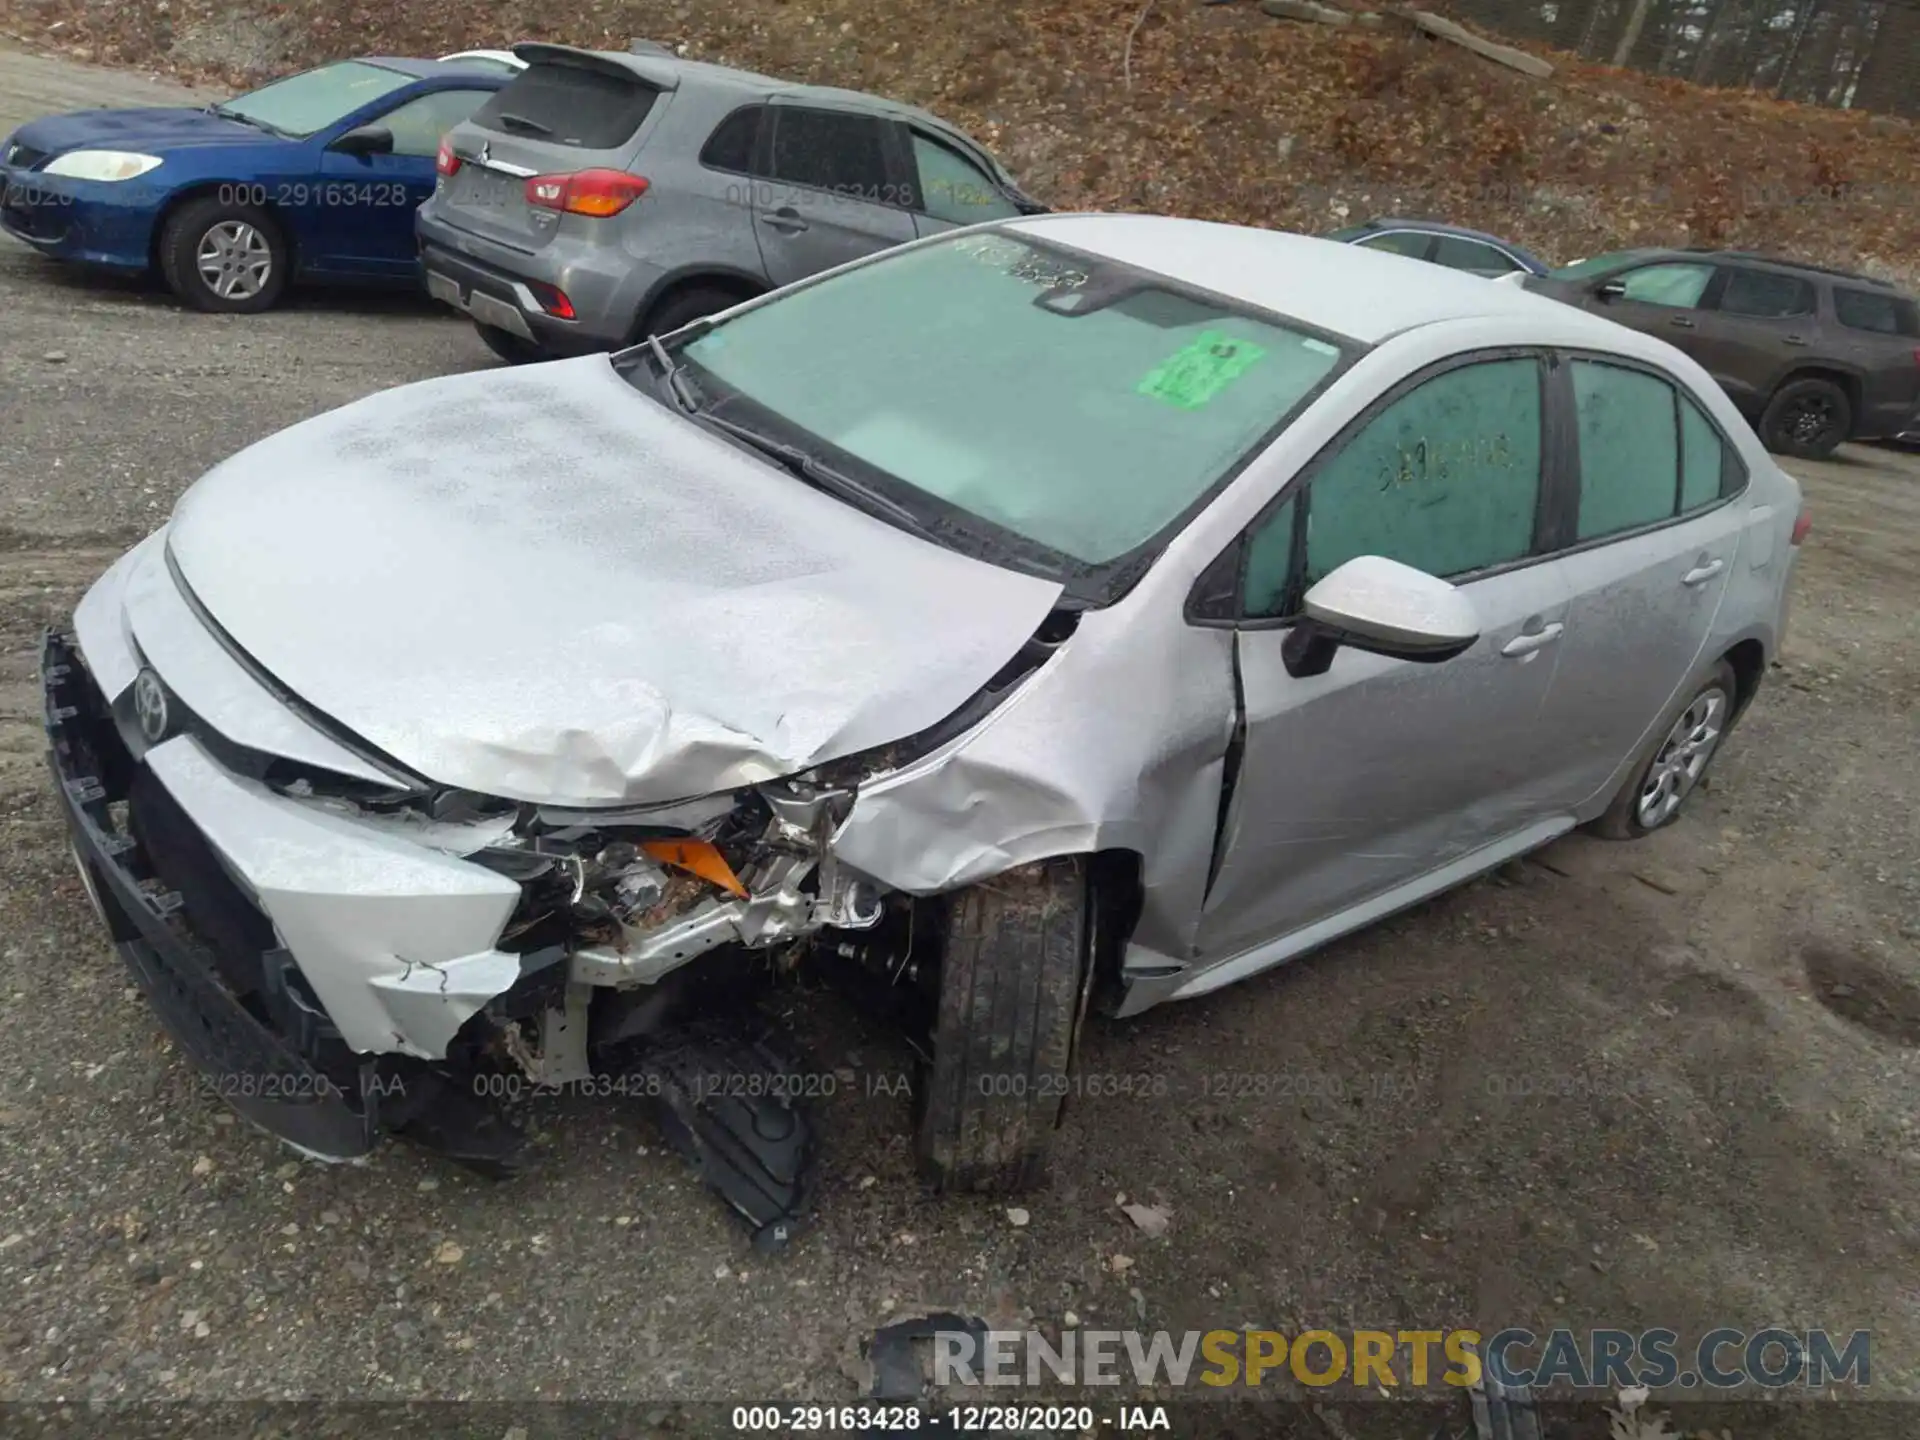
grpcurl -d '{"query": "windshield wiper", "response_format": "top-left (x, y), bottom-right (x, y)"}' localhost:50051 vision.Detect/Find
top-left (494, 113), bottom-right (554, 137)
top-left (207, 103), bottom-right (288, 138)
top-left (647, 334), bottom-right (702, 414)
top-left (691, 409), bottom-right (939, 542)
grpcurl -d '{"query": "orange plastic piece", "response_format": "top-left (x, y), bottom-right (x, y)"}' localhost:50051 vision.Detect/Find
top-left (640, 838), bottom-right (749, 899)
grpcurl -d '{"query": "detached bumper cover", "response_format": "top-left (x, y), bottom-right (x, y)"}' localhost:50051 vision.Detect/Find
top-left (44, 629), bottom-right (378, 1159)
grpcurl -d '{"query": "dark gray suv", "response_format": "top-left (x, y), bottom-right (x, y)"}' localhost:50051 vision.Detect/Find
top-left (416, 42), bottom-right (1041, 363)
top-left (1525, 248), bottom-right (1920, 459)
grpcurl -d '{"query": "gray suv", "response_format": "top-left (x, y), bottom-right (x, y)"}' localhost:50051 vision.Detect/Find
top-left (415, 42), bottom-right (1041, 362)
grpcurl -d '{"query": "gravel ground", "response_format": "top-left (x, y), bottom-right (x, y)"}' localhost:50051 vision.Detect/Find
top-left (2, 45), bottom-right (1918, 1437)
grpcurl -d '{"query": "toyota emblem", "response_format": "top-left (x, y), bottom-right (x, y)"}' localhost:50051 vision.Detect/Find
top-left (133, 668), bottom-right (170, 744)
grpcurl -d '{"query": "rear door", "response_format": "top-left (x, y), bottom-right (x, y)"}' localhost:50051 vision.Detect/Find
top-left (435, 56), bottom-right (664, 255)
top-left (751, 99), bottom-right (916, 285)
top-left (314, 85), bottom-right (496, 273)
top-left (1529, 355), bottom-right (1745, 810)
top-left (1682, 265), bottom-right (1818, 412)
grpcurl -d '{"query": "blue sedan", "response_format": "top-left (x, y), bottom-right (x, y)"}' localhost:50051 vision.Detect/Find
top-left (0, 57), bottom-right (511, 312)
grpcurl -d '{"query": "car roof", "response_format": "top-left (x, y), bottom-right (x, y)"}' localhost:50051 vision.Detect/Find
top-left (1004, 213), bottom-right (1613, 346)
top-left (508, 43), bottom-right (960, 132)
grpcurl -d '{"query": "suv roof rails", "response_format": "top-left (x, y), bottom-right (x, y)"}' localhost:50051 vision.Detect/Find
top-left (1677, 246), bottom-right (1893, 288)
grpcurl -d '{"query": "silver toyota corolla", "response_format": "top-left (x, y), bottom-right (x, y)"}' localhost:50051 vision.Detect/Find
top-left (44, 214), bottom-right (1805, 1220)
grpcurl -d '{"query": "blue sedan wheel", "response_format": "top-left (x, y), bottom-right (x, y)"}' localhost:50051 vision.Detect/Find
top-left (157, 195), bottom-right (289, 314)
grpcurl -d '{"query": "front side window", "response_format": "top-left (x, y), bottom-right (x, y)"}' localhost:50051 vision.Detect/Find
top-left (1716, 268), bottom-right (1814, 319)
top-left (912, 133), bottom-right (1020, 225)
top-left (1614, 263), bottom-right (1714, 308)
top-left (769, 107), bottom-right (888, 196)
top-left (674, 231), bottom-right (1350, 571)
top-left (1239, 357), bottom-right (1545, 617)
top-left (1433, 235), bottom-right (1520, 274)
top-left (215, 61), bottom-right (414, 138)
top-left (375, 89), bottom-right (493, 157)
top-left (1549, 250), bottom-right (1653, 281)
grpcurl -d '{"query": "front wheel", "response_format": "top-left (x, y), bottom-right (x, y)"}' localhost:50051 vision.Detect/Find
top-left (157, 196), bottom-right (288, 313)
top-left (1759, 377), bottom-right (1851, 459)
top-left (1588, 659), bottom-right (1738, 840)
top-left (914, 856), bottom-right (1088, 1194)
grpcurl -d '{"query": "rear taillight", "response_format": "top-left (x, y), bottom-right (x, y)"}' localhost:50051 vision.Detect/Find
top-left (1791, 510), bottom-right (1812, 546)
top-left (435, 138), bottom-right (459, 177)
top-left (524, 169), bottom-right (649, 218)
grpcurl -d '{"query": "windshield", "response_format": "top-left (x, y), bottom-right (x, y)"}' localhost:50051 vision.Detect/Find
top-left (671, 231), bottom-right (1351, 578)
top-left (1548, 250), bottom-right (1652, 281)
top-left (216, 61), bottom-right (413, 138)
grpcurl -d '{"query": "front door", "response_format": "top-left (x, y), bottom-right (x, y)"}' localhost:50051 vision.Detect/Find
top-left (1583, 259), bottom-right (1717, 353)
top-left (1195, 353), bottom-right (1575, 963)
top-left (751, 101), bottom-right (916, 286)
top-left (314, 87), bottom-right (494, 274)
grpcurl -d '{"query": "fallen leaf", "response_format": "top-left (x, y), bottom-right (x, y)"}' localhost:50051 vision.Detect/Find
top-left (1120, 1201), bottom-right (1173, 1238)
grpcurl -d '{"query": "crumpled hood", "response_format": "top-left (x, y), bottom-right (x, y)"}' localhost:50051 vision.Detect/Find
top-left (10, 106), bottom-right (274, 160)
top-left (164, 355), bottom-right (1065, 808)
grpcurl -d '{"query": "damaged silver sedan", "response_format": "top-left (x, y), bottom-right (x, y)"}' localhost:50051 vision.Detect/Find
top-left (45, 214), bottom-right (1804, 1229)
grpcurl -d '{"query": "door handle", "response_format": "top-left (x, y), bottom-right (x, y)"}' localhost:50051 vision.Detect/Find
top-left (1783, 334), bottom-right (1807, 345)
top-left (1669, 316), bottom-right (1696, 329)
top-left (1682, 558), bottom-right (1726, 586)
top-left (760, 206), bottom-right (808, 233)
top-left (1500, 622), bottom-right (1564, 657)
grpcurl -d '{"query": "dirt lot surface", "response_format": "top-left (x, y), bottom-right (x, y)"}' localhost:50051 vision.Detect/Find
top-left (2, 46), bottom-right (1918, 1437)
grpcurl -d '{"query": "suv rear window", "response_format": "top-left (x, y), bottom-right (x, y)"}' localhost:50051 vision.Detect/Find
top-left (1833, 287), bottom-right (1920, 337)
top-left (470, 63), bottom-right (659, 150)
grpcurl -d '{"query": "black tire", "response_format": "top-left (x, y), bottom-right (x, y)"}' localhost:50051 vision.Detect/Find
top-left (1587, 659), bottom-right (1739, 841)
top-left (914, 857), bottom-right (1089, 1194)
top-left (636, 285), bottom-right (749, 342)
top-left (157, 196), bottom-right (288, 314)
top-left (473, 321), bottom-right (548, 365)
top-left (1759, 377), bottom-right (1851, 459)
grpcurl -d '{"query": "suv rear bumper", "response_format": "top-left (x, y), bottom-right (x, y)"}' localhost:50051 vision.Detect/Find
top-left (416, 208), bottom-right (670, 352)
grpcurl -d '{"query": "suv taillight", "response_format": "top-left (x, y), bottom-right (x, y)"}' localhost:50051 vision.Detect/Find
top-left (1791, 510), bottom-right (1812, 546)
top-left (435, 138), bottom-right (460, 177)
top-left (524, 169), bottom-right (649, 218)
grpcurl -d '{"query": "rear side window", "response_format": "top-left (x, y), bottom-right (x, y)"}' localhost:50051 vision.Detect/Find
top-left (701, 105), bottom-right (766, 175)
top-left (1355, 231), bottom-right (1430, 259)
top-left (471, 63), bottom-right (659, 149)
top-left (1833, 287), bottom-right (1920, 337)
top-left (1572, 361), bottom-right (1681, 539)
top-left (1679, 395), bottom-right (1726, 511)
top-left (1433, 235), bottom-right (1520, 274)
top-left (769, 107), bottom-right (889, 196)
top-left (1716, 268), bottom-right (1814, 318)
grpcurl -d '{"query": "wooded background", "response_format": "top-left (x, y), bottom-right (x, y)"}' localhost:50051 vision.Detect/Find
top-left (1447, 0), bottom-right (1920, 111)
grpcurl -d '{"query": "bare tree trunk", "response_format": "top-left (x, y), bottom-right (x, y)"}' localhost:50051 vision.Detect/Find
top-left (1854, 0), bottom-right (1920, 112)
top-left (1691, 0), bottom-right (1735, 80)
top-left (1775, 0), bottom-right (1823, 94)
top-left (1611, 0), bottom-right (1660, 61)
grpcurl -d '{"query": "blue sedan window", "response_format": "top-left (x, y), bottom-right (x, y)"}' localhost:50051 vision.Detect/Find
top-left (217, 61), bottom-right (414, 138)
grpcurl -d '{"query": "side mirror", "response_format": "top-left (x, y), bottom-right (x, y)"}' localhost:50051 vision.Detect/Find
top-left (1594, 278), bottom-right (1627, 302)
top-left (1281, 556), bottom-right (1480, 679)
top-left (333, 124), bottom-right (394, 157)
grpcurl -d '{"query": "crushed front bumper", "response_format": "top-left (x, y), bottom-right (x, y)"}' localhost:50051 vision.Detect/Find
top-left (43, 629), bottom-right (380, 1160)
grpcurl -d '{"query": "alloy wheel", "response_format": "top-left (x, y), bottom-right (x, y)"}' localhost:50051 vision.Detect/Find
top-left (1636, 687), bottom-right (1728, 829)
